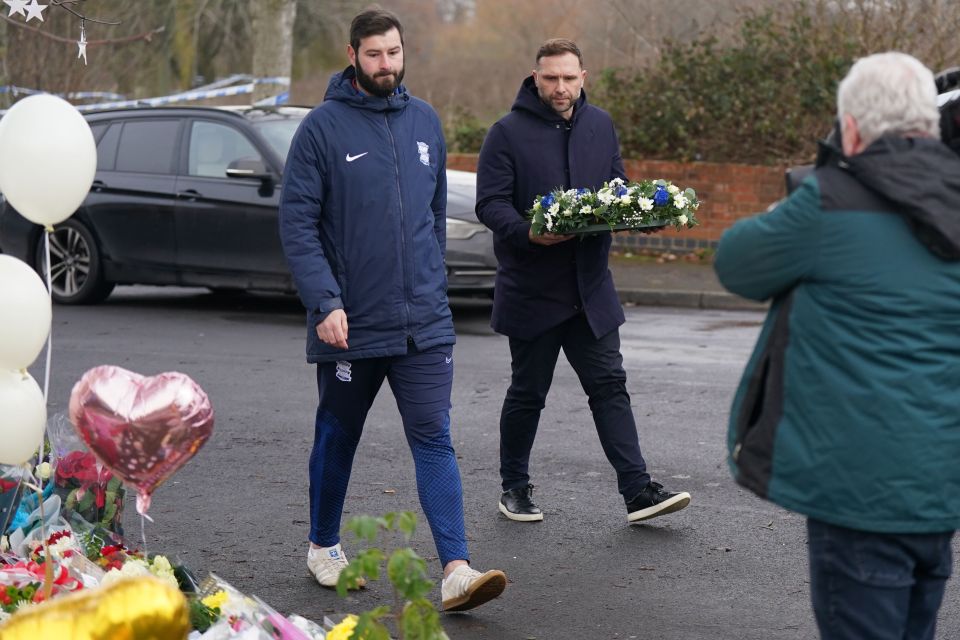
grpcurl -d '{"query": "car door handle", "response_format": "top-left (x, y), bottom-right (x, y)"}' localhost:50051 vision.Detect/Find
top-left (92, 179), bottom-right (106, 192)
top-left (176, 189), bottom-right (201, 201)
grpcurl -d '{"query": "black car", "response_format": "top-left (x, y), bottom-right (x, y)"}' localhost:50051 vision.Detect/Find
top-left (0, 105), bottom-right (495, 304)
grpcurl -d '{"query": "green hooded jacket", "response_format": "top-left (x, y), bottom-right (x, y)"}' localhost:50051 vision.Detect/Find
top-left (715, 136), bottom-right (960, 533)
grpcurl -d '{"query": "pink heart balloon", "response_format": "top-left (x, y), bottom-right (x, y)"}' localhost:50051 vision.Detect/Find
top-left (68, 365), bottom-right (214, 515)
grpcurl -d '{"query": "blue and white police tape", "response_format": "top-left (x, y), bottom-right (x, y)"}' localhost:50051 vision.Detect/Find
top-left (75, 76), bottom-right (290, 112)
top-left (2, 76), bottom-right (290, 112)
top-left (0, 86), bottom-right (126, 101)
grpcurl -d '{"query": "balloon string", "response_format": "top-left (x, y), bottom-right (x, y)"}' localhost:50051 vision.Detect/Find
top-left (37, 230), bottom-right (54, 489)
top-left (140, 512), bottom-right (148, 557)
top-left (35, 482), bottom-right (53, 600)
top-left (42, 230), bottom-right (52, 404)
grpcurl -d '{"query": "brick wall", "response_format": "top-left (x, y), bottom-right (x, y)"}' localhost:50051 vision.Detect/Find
top-left (449, 153), bottom-right (788, 252)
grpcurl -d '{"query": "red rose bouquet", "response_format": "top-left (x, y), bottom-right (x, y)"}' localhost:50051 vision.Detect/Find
top-left (53, 451), bottom-right (124, 534)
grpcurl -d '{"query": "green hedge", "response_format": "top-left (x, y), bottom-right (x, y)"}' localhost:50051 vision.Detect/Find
top-left (442, 3), bottom-right (950, 164)
top-left (592, 7), bottom-right (861, 165)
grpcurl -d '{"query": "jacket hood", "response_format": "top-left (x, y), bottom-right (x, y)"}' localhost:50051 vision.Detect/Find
top-left (511, 75), bottom-right (587, 124)
top-left (845, 136), bottom-right (960, 260)
top-left (323, 65), bottom-right (410, 112)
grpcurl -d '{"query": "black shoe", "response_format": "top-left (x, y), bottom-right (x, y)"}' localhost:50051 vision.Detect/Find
top-left (626, 481), bottom-right (691, 523)
top-left (499, 483), bottom-right (543, 522)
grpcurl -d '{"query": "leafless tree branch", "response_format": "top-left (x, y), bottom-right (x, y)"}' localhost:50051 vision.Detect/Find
top-left (1, 15), bottom-right (164, 45)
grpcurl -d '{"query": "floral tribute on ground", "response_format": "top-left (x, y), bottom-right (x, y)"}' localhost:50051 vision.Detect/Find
top-left (0, 458), bottom-right (332, 638)
top-left (0, 440), bottom-right (344, 638)
top-left (527, 178), bottom-right (700, 235)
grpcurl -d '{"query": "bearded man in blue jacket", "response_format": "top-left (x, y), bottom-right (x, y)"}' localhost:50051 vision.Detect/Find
top-left (476, 38), bottom-right (691, 525)
top-left (278, 7), bottom-right (505, 612)
top-left (716, 52), bottom-right (960, 639)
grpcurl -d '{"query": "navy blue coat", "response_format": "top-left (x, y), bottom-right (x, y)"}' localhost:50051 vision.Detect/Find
top-left (476, 77), bottom-right (626, 340)
top-left (279, 67), bottom-right (454, 362)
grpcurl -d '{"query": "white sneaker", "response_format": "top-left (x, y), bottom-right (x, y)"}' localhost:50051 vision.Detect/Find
top-left (440, 565), bottom-right (506, 612)
top-left (307, 543), bottom-right (364, 589)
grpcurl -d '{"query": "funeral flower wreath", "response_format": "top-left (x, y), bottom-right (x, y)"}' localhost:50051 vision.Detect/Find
top-left (527, 178), bottom-right (700, 235)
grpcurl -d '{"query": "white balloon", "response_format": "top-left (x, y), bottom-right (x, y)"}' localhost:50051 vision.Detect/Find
top-left (0, 255), bottom-right (51, 370)
top-left (0, 370), bottom-right (46, 466)
top-left (0, 94), bottom-right (96, 227)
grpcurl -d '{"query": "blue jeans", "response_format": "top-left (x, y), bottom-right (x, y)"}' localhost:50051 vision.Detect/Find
top-left (500, 313), bottom-right (650, 499)
top-left (807, 518), bottom-right (954, 640)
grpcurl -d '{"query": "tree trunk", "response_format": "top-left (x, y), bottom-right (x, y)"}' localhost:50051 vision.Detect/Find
top-left (251, 0), bottom-right (297, 104)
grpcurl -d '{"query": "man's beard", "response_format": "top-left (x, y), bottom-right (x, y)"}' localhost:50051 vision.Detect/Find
top-left (355, 63), bottom-right (405, 98)
top-left (539, 87), bottom-right (580, 117)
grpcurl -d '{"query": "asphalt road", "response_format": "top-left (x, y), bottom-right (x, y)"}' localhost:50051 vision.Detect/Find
top-left (35, 287), bottom-right (960, 639)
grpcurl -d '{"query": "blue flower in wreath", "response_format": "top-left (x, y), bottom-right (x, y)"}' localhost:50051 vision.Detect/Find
top-left (541, 193), bottom-right (555, 208)
top-left (615, 185), bottom-right (628, 197)
top-left (653, 185), bottom-right (670, 206)
top-left (577, 188), bottom-right (589, 197)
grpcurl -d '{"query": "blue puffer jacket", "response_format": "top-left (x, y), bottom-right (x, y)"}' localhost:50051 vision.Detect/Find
top-left (279, 66), bottom-right (454, 363)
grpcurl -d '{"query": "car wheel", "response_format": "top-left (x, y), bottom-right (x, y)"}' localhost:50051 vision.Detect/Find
top-left (35, 219), bottom-right (115, 304)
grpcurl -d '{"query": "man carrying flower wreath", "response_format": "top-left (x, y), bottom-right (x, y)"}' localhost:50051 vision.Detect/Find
top-left (475, 38), bottom-right (691, 525)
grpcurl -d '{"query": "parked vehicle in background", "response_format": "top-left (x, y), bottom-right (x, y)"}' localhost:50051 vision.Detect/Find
top-left (0, 105), bottom-right (495, 304)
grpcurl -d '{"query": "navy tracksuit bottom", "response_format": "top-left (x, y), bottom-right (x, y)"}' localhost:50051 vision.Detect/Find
top-left (500, 313), bottom-right (651, 500)
top-left (308, 344), bottom-right (468, 567)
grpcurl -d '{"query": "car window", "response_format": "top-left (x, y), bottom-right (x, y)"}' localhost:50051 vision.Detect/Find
top-left (188, 121), bottom-right (261, 178)
top-left (89, 123), bottom-right (108, 143)
top-left (250, 119), bottom-right (302, 163)
top-left (115, 120), bottom-right (179, 174)
top-left (96, 122), bottom-right (121, 172)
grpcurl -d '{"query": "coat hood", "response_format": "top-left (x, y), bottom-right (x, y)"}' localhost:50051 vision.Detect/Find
top-left (323, 65), bottom-right (410, 113)
top-left (845, 136), bottom-right (960, 260)
top-left (511, 75), bottom-right (588, 124)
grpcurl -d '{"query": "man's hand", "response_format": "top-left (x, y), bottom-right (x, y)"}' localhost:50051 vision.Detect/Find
top-left (529, 227), bottom-right (574, 245)
top-left (316, 309), bottom-right (348, 349)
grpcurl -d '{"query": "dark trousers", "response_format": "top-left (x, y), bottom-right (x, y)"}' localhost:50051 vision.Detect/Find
top-left (499, 313), bottom-right (650, 499)
top-left (807, 518), bottom-right (955, 640)
top-left (309, 344), bottom-right (468, 567)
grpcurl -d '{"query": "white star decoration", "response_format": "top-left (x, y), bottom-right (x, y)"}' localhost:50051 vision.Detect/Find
top-left (23, 0), bottom-right (45, 22)
top-left (3, 0), bottom-right (28, 17)
top-left (77, 24), bottom-right (87, 65)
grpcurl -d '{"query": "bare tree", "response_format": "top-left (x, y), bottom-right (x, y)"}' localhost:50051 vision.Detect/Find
top-left (251, 0), bottom-right (297, 103)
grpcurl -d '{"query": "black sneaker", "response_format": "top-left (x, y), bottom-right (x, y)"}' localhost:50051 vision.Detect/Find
top-left (626, 481), bottom-right (691, 523)
top-left (499, 484), bottom-right (543, 522)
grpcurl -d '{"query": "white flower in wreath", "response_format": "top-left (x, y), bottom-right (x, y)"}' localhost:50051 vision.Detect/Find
top-left (597, 189), bottom-right (615, 205)
top-left (580, 204), bottom-right (593, 215)
top-left (548, 203), bottom-right (560, 216)
top-left (638, 197), bottom-right (654, 212)
top-left (673, 194), bottom-right (689, 209)
top-left (618, 194), bottom-right (632, 205)
top-left (610, 177), bottom-right (625, 188)
top-left (667, 184), bottom-right (680, 195)
top-left (678, 214), bottom-right (689, 225)
top-left (563, 208), bottom-right (573, 217)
